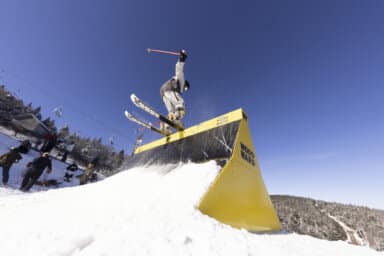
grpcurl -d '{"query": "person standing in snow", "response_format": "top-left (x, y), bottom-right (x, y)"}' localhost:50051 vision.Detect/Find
top-left (20, 152), bottom-right (52, 192)
top-left (0, 140), bottom-right (30, 186)
top-left (159, 49), bottom-right (190, 133)
top-left (79, 158), bottom-right (98, 185)
top-left (0, 147), bottom-right (22, 186)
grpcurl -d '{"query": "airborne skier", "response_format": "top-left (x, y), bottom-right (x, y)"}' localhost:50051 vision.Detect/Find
top-left (159, 49), bottom-right (190, 133)
top-left (124, 48), bottom-right (189, 136)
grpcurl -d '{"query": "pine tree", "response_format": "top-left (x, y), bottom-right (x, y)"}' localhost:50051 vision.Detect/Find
top-left (32, 106), bottom-right (42, 120)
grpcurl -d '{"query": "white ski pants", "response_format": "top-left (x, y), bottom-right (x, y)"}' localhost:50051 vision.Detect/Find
top-left (162, 91), bottom-right (185, 120)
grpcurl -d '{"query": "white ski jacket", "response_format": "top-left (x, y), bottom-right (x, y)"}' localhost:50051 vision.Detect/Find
top-left (160, 60), bottom-right (185, 97)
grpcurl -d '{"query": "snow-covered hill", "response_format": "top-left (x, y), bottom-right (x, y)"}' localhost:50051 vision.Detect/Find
top-left (0, 133), bottom-right (382, 255)
top-left (272, 195), bottom-right (384, 251)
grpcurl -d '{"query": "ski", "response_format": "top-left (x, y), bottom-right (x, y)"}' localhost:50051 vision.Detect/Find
top-left (124, 111), bottom-right (168, 136)
top-left (130, 94), bottom-right (184, 131)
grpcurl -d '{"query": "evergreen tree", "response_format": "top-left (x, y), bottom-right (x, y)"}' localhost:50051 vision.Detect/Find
top-left (0, 84), bottom-right (127, 175)
top-left (32, 106), bottom-right (42, 120)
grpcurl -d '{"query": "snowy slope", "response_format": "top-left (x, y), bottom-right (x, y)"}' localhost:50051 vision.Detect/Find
top-left (0, 133), bottom-right (383, 255)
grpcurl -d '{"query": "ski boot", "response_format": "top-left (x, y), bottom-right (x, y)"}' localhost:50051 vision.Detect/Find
top-left (169, 111), bottom-right (185, 130)
top-left (160, 122), bottom-right (172, 136)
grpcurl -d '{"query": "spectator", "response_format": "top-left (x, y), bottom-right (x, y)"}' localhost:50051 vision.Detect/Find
top-left (20, 152), bottom-right (52, 192)
top-left (0, 147), bottom-right (22, 186)
top-left (79, 158), bottom-right (98, 185)
top-left (0, 140), bottom-right (30, 185)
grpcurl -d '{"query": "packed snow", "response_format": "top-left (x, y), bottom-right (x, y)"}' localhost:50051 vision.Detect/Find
top-left (0, 133), bottom-right (382, 256)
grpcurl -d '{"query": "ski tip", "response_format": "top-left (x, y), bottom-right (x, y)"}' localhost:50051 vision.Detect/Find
top-left (124, 110), bottom-right (130, 118)
top-left (130, 93), bottom-right (137, 101)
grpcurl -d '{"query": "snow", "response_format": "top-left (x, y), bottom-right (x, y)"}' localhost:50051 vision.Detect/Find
top-left (0, 133), bottom-right (382, 256)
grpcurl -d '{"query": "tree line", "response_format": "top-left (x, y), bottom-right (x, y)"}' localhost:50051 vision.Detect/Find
top-left (0, 85), bottom-right (126, 176)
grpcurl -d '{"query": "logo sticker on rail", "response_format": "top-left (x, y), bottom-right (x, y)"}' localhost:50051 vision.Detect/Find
top-left (240, 142), bottom-right (255, 166)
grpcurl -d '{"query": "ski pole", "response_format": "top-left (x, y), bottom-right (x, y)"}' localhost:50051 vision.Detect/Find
top-left (147, 48), bottom-right (180, 56)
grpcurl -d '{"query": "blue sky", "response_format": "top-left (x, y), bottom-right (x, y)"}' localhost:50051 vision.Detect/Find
top-left (1, 0), bottom-right (383, 208)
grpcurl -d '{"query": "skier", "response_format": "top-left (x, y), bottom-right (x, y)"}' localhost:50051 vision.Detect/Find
top-left (20, 152), bottom-right (52, 192)
top-left (159, 49), bottom-right (190, 133)
top-left (61, 141), bottom-right (75, 162)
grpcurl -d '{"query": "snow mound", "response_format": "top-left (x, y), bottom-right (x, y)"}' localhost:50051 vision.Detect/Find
top-left (0, 161), bottom-right (382, 255)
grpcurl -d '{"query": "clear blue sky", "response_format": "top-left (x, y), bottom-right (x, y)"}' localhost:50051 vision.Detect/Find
top-left (1, 0), bottom-right (383, 208)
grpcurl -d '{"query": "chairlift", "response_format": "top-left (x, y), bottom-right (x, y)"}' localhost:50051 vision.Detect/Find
top-left (53, 107), bottom-right (63, 118)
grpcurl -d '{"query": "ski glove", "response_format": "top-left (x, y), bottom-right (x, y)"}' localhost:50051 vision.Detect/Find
top-left (179, 50), bottom-right (187, 62)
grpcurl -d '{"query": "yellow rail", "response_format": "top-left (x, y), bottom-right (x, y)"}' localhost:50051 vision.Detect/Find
top-left (130, 108), bottom-right (281, 231)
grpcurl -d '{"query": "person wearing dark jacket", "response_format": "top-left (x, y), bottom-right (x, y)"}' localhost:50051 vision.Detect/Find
top-left (20, 152), bottom-right (52, 191)
top-left (0, 140), bottom-right (31, 186)
top-left (40, 133), bottom-right (57, 153)
top-left (0, 147), bottom-right (22, 185)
